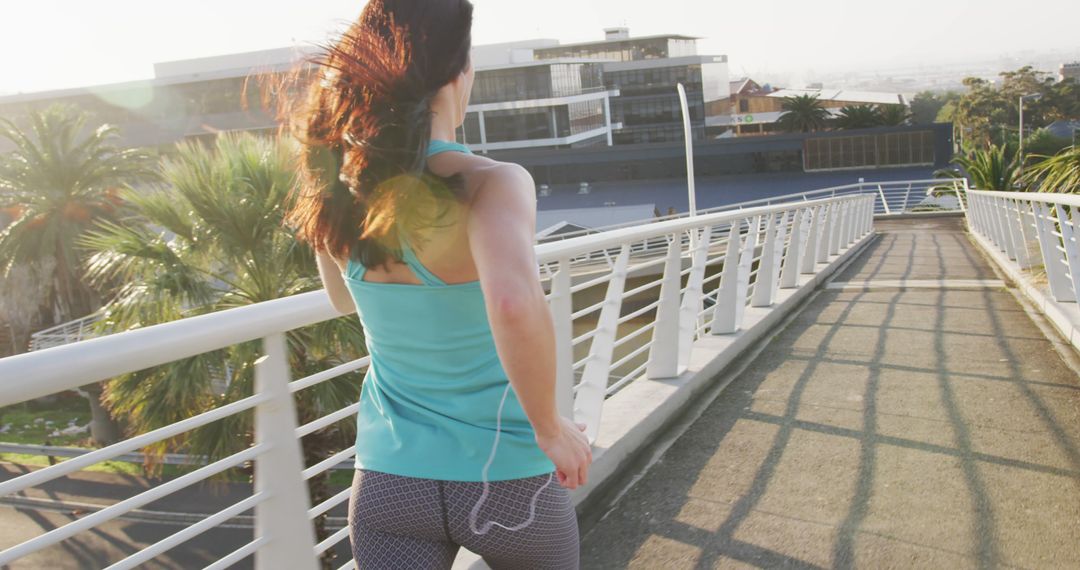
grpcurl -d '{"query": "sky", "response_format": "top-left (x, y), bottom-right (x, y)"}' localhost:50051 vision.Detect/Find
top-left (2, 0), bottom-right (1079, 95)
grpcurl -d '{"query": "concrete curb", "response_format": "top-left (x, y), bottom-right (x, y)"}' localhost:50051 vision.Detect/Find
top-left (874, 210), bottom-right (965, 220)
top-left (452, 230), bottom-right (877, 570)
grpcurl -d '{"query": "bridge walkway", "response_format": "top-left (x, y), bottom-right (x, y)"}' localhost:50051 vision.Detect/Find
top-left (579, 216), bottom-right (1080, 569)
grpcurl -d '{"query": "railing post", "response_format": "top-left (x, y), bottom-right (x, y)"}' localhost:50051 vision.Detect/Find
top-left (877, 184), bottom-right (891, 215)
top-left (646, 234), bottom-right (684, 378)
top-left (711, 217), bottom-right (758, 334)
top-left (781, 208), bottom-right (808, 288)
top-left (751, 212), bottom-right (786, 307)
top-left (548, 258), bottom-right (575, 417)
top-left (827, 201), bottom-right (842, 256)
top-left (995, 196), bottom-right (1020, 260)
top-left (1031, 201), bottom-right (1075, 302)
top-left (1053, 204), bottom-right (1080, 300)
top-left (966, 192), bottom-right (980, 235)
top-left (1007, 199), bottom-right (1032, 269)
top-left (841, 199), bottom-right (854, 247)
top-left (677, 226), bottom-right (713, 370)
top-left (574, 245), bottom-right (630, 443)
top-left (254, 334), bottom-right (318, 570)
top-left (863, 195), bottom-right (874, 236)
top-left (806, 205), bottom-right (826, 271)
top-left (902, 182), bottom-right (913, 212)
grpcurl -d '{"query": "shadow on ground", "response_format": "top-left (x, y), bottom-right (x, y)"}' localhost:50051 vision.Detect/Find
top-left (580, 216), bottom-right (1080, 569)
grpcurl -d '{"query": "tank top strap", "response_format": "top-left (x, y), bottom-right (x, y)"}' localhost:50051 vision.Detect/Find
top-left (427, 139), bottom-right (473, 157)
top-left (399, 236), bottom-right (448, 287)
top-left (344, 256), bottom-right (367, 281)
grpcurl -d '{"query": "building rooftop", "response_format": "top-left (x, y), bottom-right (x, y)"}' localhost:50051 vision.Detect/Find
top-left (534, 33), bottom-right (701, 51)
top-left (475, 57), bottom-right (613, 72)
top-left (766, 88), bottom-right (906, 106)
top-left (0, 46), bottom-right (315, 104)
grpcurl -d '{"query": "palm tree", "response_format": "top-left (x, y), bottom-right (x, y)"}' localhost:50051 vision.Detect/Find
top-left (1021, 145), bottom-right (1080, 193)
top-left (835, 104), bottom-right (882, 130)
top-left (777, 94), bottom-right (832, 133)
top-left (936, 144), bottom-right (1021, 191)
top-left (0, 104), bottom-right (157, 445)
top-left (81, 133), bottom-right (365, 567)
top-left (878, 104), bottom-right (913, 127)
top-left (0, 104), bottom-right (156, 323)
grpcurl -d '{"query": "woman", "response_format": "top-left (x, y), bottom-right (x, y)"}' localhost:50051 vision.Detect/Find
top-left (284, 1), bottom-right (592, 568)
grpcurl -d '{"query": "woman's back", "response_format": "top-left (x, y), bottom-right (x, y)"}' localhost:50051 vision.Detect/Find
top-left (342, 141), bottom-right (555, 481)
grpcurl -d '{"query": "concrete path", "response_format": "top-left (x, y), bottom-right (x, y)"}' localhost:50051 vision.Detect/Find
top-left (580, 216), bottom-right (1080, 569)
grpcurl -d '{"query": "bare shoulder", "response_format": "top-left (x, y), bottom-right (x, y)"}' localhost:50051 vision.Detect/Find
top-left (462, 158), bottom-right (535, 207)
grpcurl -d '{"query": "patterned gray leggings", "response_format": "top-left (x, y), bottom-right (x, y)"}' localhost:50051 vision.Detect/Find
top-left (348, 469), bottom-right (580, 569)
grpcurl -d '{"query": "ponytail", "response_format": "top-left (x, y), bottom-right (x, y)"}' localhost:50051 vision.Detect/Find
top-left (283, 0), bottom-right (474, 268)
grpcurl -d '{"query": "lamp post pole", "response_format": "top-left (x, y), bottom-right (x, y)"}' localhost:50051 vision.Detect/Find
top-left (677, 83), bottom-right (697, 219)
top-left (1018, 93), bottom-right (1043, 175)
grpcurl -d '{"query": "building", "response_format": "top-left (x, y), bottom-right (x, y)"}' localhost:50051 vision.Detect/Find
top-left (0, 47), bottom-right (310, 154)
top-left (456, 40), bottom-right (619, 152)
top-left (706, 82), bottom-right (909, 137)
top-left (1060, 62), bottom-right (1080, 83)
top-left (531, 27), bottom-right (729, 145)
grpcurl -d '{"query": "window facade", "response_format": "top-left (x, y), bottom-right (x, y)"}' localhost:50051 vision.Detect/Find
top-left (804, 131), bottom-right (936, 171)
top-left (469, 63), bottom-right (604, 105)
top-left (534, 38), bottom-right (674, 62)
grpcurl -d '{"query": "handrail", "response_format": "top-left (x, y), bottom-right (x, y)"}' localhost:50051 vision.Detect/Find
top-left (0, 291), bottom-right (343, 407)
top-left (965, 188), bottom-right (1080, 207)
top-left (540, 178), bottom-right (962, 241)
top-left (0, 195), bottom-right (854, 406)
top-left (535, 195), bottom-right (856, 260)
top-left (964, 187), bottom-right (1080, 308)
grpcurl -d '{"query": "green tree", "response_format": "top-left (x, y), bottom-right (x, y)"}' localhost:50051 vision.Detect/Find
top-left (0, 104), bottom-right (157, 445)
top-left (1022, 145), bottom-right (1080, 193)
top-left (81, 133), bottom-right (365, 567)
top-left (953, 67), bottom-right (1080, 150)
top-left (0, 104), bottom-right (156, 324)
top-left (878, 104), bottom-right (913, 127)
top-left (1024, 129), bottom-right (1072, 163)
top-left (910, 91), bottom-right (959, 124)
top-left (937, 144), bottom-right (1021, 191)
top-left (835, 104), bottom-right (881, 130)
top-left (777, 94), bottom-right (832, 133)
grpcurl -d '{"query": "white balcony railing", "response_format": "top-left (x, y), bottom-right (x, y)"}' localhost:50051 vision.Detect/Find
top-left (542, 177), bottom-right (966, 243)
top-left (0, 192), bottom-right (876, 569)
top-left (28, 311), bottom-right (104, 351)
top-left (965, 189), bottom-right (1080, 304)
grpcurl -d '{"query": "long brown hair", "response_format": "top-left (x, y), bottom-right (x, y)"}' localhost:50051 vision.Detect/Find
top-left (283, 0), bottom-right (474, 268)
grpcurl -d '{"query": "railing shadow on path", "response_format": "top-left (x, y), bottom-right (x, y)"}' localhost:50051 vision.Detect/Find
top-left (580, 217), bottom-right (1080, 569)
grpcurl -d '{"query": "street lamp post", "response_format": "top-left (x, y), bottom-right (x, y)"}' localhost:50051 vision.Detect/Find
top-left (676, 83), bottom-right (697, 219)
top-left (1018, 92), bottom-right (1043, 174)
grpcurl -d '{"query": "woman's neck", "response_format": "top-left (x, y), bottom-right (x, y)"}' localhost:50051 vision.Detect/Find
top-left (428, 96), bottom-right (459, 143)
top-left (428, 122), bottom-right (457, 143)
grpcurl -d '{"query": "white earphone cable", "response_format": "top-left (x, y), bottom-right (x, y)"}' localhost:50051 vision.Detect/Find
top-left (468, 382), bottom-right (554, 535)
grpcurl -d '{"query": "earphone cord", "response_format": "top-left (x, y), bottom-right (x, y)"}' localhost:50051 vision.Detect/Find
top-left (468, 382), bottom-right (554, 535)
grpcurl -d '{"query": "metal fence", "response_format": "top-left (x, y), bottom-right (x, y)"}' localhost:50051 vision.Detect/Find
top-left (0, 192), bottom-right (875, 569)
top-left (965, 189), bottom-right (1080, 303)
top-left (541, 178), bottom-right (966, 242)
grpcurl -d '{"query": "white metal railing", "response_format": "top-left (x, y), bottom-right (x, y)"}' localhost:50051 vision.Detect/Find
top-left (0, 192), bottom-right (875, 569)
top-left (965, 189), bottom-right (1080, 303)
top-left (29, 311), bottom-right (104, 351)
top-left (540, 178), bottom-right (965, 242)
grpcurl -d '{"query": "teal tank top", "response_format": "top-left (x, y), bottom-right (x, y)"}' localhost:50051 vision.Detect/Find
top-left (343, 139), bottom-right (556, 481)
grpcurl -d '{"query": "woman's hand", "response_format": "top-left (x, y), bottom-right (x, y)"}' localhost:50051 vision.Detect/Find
top-left (535, 417), bottom-right (593, 490)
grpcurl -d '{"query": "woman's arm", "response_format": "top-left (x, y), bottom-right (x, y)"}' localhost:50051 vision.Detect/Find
top-left (466, 163), bottom-right (591, 489)
top-left (315, 250), bottom-right (357, 315)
